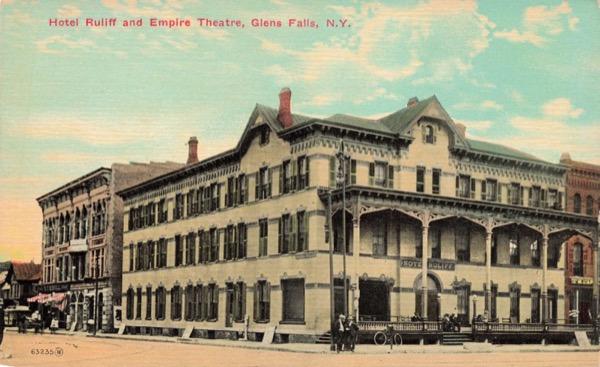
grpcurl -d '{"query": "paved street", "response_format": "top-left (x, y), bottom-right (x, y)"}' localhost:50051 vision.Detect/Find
top-left (0, 330), bottom-right (598, 367)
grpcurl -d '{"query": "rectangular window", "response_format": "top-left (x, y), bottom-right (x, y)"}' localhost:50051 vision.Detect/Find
top-left (482, 179), bottom-right (497, 201)
top-left (224, 225), bottom-right (236, 260)
top-left (233, 282), bottom-right (246, 322)
top-left (256, 167), bottom-right (272, 201)
top-left (416, 166), bottom-right (425, 193)
top-left (237, 174), bottom-right (247, 205)
top-left (509, 232), bottom-right (520, 265)
top-left (202, 186), bottom-right (211, 213)
top-left (157, 238), bottom-right (167, 268)
top-left (281, 278), bottom-right (305, 322)
top-left (455, 226), bottom-right (470, 261)
top-left (297, 156), bottom-right (309, 190)
top-left (456, 175), bottom-right (471, 199)
top-left (174, 194), bottom-right (184, 220)
top-left (279, 214), bottom-right (291, 254)
top-left (509, 286), bottom-right (520, 322)
top-left (530, 240), bottom-right (540, 267)
top-left (237, 223), bottom-right (247, 259)
top-left (129, 243), bottom-right (134, 271)
top-left (254, 280), bottom-right (270, 322)
top-left (430, 227), bottom-right (441, 259)
top-left (170, 286), bottom-right (182, 320)
top-left (136, 287), bottom-right (142, 320)
top-left (509, 183), bottom-right (521, 205)
top-left (198, 230), bottom-right (209, 264)
top-left (187, 189), bottom-right (198, 216)
top-left (296, 212), bottom-right (308, 253)
top-left (146, 286), bottom-right (152, 320)
top-left (259, 128), bottom-right (270, 145)
top-left (547, 189), bottom-right (558, 209)
top-left (158, 199), bottom-right (167, 223)
top-left (207, 283), bottom-right (219, 321)
top-left (126, 288), bottom-right (134, 320)
top-left (531, 288), bottom-right (540, 323)
top-left (210, 183), bottom-right (220, 211)
top-left (372, 221), bottom-right (387, 256)
top-left (529, 186), bottom-right (541, 208)
top-left (186, 232), bottom-right (196, 265)
top-left (185, 285), bottom-right (194, 321)
top-left (280, 159), bottom-right (296, 194)
top-left (136, 242), bottom-right (143, 271)
top-left (259, 219), bottom-right (268, 257)
top-left (147, 240), bottom-right (155, 269)
top-left (432, 169), bottom-right (441, 195)
top-left (225, 177), bottom-right (236, 208)
top-left (155, 287), bottom-right (166, 320)
top-left (369, 161), bottom-right (392, 188)
top-left (209, 228), bottom-right (219, 262)
top-left (175, 235), bottom-right (183, 266)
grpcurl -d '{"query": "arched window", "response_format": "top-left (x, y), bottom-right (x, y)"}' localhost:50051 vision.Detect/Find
top-left (573, 243), bottom-right (583, 276)
top-left (573, 193), bottom-right (581, 214)
top-left (585, 195), bottom-right (593, 216)
top-left (422, 124), bottom-right (436, 144)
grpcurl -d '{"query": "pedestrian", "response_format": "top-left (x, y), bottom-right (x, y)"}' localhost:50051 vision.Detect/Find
top-left (50, 316), bottom-right (59, 334)
top-left (0, 305), bottom-right (5, 348)
top-left (345, 316), bottom-right (359, 352)
top-left (332, 314), bottom-right (346, 353)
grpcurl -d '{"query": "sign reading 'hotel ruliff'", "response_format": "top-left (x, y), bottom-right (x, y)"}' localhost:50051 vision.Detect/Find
top-left (401, 259), bottom-right (455, 271)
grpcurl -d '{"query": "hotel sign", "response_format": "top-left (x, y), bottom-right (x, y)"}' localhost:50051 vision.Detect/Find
top-left (401, 258), bottom-right (455, 271)
top-left (37, 283), bottom-right (70, 293)
top-left (570, 277), bottom-right (593, 285)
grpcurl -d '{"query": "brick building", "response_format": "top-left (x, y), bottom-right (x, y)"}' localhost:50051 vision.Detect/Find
top-left (560, 153), bottom-right (600, 324)
top-left (37, 162), bottom-right (182, 332)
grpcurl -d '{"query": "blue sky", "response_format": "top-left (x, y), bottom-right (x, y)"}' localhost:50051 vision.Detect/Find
top-left (1, 0), bottom-right (599, 262)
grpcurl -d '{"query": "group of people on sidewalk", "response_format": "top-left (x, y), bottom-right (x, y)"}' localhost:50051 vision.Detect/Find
top-left (332, 314), bottom-right (360, 353)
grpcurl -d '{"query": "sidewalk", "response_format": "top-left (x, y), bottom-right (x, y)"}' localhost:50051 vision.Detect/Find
top-left (6, 327), bottom-right (599, 355)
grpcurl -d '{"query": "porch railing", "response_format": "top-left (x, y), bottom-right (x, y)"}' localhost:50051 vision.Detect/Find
top-left (472, 321), bottom-right (597, 333)
top-left (358, 320), bottom-right (442, 332)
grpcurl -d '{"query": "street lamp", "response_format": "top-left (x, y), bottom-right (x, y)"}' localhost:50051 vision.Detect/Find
top-left (335, 140), bottom-right (350, 318)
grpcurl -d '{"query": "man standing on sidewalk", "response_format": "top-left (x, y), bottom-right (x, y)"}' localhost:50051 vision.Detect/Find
top-left (333, 314), bottom-right (346, 353)
top-left (0, 305), bottom-right (5, 348)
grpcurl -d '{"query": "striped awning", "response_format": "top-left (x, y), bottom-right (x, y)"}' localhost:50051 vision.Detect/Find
top-left (27, 292), bottom-right (67, 310)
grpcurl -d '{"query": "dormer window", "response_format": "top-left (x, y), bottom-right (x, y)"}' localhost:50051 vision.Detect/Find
top-left (422, 124), bottom-right (436, 144)
top-left (259, 128), bottom-right (270, 146)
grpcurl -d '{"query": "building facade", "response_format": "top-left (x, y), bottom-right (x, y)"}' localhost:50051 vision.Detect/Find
top-left (118, 89), bottom-right (599, 342)
top-left (560, 153), bottom-right (600, 324)
top-left (37, 162), bottom-right (182, 332)
top-left (4, 261), bottom-right (41, 307)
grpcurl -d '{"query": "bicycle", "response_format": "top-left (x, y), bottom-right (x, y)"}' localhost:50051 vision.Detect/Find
top-left (373, 330), bottom-right (402, 346)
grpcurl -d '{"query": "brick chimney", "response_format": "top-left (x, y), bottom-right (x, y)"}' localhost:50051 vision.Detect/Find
top-left (455, 123), bottom-right (466, 139)
top-left (187, 136), bottom-right (198, 164)
top-left (278, 87), bottom-right (292, 129)
top-left (407, 97), bottom-right (419, 107)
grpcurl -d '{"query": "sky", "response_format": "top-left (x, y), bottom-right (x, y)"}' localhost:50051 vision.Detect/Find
top-left (0, 0), bottom-right (599, 263)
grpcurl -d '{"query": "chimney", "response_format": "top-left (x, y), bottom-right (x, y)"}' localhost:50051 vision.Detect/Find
top-left (455, 123), bottom-right (466, 139)
top-left (278, 87), bottom-right (292, 129)
top-left (559, 152), bottom-right (571, 164)
top-left (187, 136), bottom-right (198, 164)
top-left (407, 97), bottom-right (419, 107)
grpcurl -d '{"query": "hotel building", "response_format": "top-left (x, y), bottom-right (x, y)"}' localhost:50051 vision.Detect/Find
top-left (118, 89), bottom-right (598, 342)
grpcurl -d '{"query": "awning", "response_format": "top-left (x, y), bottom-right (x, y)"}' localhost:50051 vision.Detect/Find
top-left (27, 292), bottom-right (68, 311)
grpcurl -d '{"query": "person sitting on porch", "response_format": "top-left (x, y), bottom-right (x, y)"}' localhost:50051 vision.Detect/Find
top-left (411, 312), bottom-right (422, 322)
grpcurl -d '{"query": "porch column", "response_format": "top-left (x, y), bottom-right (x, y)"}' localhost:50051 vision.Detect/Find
top-left (353, 216), bottom-right (360, 320)
top-left (541, 235), bottom-right (549, 322)
top-left (421, 223), bottom-right (429, 320)
top-left (593, 241), bottom-right (598, 324)
top-left (485, 230), bottom-right (492, 316)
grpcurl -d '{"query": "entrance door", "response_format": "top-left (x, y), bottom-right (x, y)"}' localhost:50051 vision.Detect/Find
top-left (333, 278), bottom-right (349, 319)
top-left (456, 286), bottom-right (470, 326)
top-left (358, 279), bottom-right (390, 321)
top-left (415, 275), bottom-right (441, 320)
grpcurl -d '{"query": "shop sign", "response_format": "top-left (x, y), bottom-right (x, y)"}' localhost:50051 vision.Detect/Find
top-left (570, 277), bottom-right (593, 285)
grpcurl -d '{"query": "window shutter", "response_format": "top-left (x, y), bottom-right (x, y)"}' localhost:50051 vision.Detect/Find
top-left (497, 184), bottom-right (502, 203)
top-left (369, 162), bottom-right (375, 186)
top-left (267, 168), bottom-right (273, 197)
top-left (541, 189), bottom-right (547, 208)
top-left (421, 124), bottom-right (427, 143)
top-left (255, 172), bottom-right (260, 201)
top-left (290, 214), bottom-right (297, 252)
top-left (305, 156), bottom-right (310, 188)
top-left (278, 217), bottom-right (283, 254)
top-left (279, 164), bottom-right (284, 195)
top-left (455, 176), bottom-right (459, 196)
top-left (292, 159), bottom-right (298, 191)
top-left (241, 283), bottom-right (246, 321)
top-left (253, 282), bottom-right (259, 321)
top-left (470, 178), bottom-right (476, 199)
top-left (387, 165), bottom-right (394, 188)
top-left (266, 282), bottom-right (271, 321)
top-left (528, 187), bottom-right (532, 206)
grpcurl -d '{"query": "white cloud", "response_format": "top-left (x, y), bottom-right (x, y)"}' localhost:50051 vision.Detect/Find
top-left (541, 97), bottom-right (584, 118)
top-left (36, 35), bottom-right (95, 54)
top-left (57, 4), bottom-right (81, 17)
top-left (495, 1), bottom-right (578, 46)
